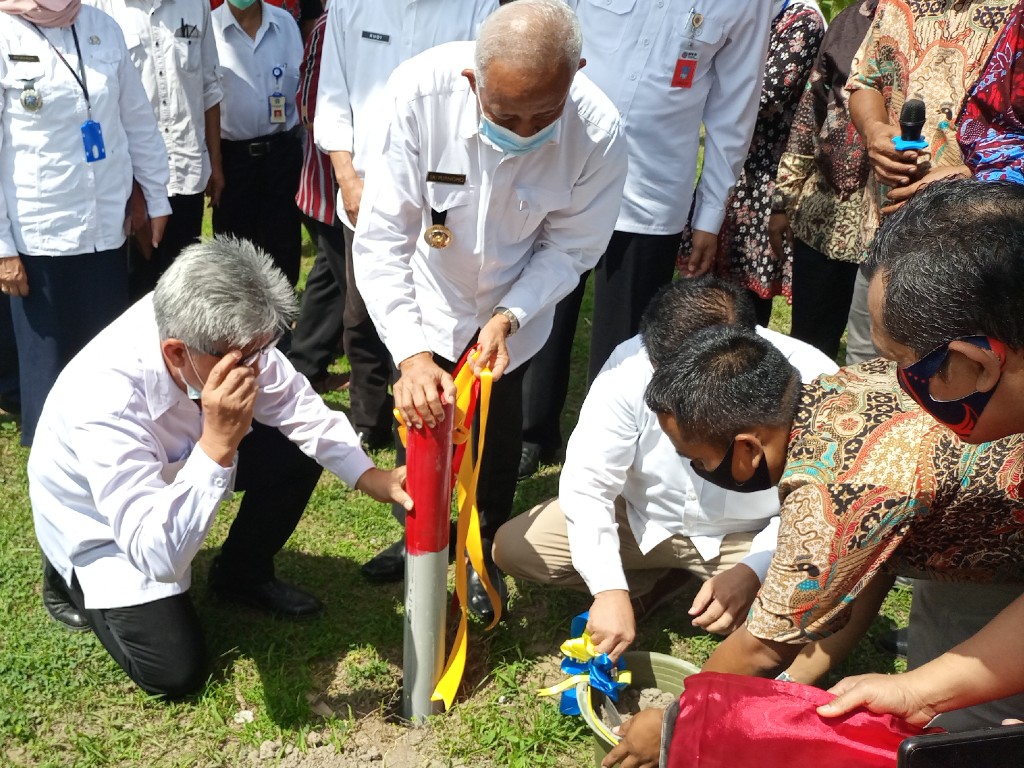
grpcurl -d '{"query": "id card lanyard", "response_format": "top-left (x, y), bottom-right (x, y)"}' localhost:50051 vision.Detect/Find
top-left (671, 7), bottom-right (704, 89)
top-left (269, 65), bottom-right (286, 124)
top-left (30, 22), bottom-right (106, 162)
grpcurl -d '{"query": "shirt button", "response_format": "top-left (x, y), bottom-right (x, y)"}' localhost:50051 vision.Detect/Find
top-left (687, 493), bottom-right (697, 501)
top-left (159, 70), bottom-right (164, 76)
top-left (630, 73), bottom-right (638, 80)
top-left (214, 478), bottom-right (226, 488)
top-left (642, 37), bottom-right (650, 46)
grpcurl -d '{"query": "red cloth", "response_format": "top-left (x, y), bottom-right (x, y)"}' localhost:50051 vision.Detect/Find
top-left (665, 673), bottom-right (929, 768)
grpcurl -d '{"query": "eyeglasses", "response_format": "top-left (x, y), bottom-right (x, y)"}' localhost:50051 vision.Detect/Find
top-left (237, 337), bottom-right (280, 367)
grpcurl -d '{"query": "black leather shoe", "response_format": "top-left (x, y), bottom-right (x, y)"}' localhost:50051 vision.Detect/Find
top-left (466, 561), bottom-right (508, 623)
top-left (518, 442), bottom-right (543, 480)
top-left (43, 576), bottom-right (90, 631)
top-left (875, 627), bottom-right (908, 657)
top-left (361, 538), bottom-right (405, 583)
top-left (211, 575), bottom-right (324, 619)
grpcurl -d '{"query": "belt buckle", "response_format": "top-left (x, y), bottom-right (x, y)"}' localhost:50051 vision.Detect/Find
top-left (248, 140), bottom-right (270, 157)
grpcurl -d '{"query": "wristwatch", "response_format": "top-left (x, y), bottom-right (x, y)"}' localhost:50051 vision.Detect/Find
top-left (770, 189), bottom-right (788, 214)
top-left (493, 306), bottom-right (520, 336)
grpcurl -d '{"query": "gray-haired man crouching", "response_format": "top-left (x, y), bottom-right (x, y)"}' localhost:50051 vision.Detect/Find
top-left (30, 236), bottom-right (411, 698)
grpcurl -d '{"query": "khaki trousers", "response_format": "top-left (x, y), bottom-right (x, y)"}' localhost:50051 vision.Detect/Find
top-left (493, 497), bottom-right (758, 597)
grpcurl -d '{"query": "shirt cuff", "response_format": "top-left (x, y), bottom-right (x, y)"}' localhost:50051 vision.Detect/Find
top-left (185, 444), bottom-right (237, 497)
top-left (738, 550), bottom-right (773, 584)
top-left (691, 205), bottom-right (726, 236)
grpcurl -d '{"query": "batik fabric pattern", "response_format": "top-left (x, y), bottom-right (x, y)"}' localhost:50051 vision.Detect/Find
top-left (774, 0), bottom-right (877, 264)
top-left (747, 359), bottom-right (1024, 645)
top-left (958, 0), bottom-right (1024, 183)
top-left (845, 0), bottom-right (1016, 245)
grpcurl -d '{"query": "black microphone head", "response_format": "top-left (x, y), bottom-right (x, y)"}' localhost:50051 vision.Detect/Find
top-left (899, 98), bottom-right (926, 141)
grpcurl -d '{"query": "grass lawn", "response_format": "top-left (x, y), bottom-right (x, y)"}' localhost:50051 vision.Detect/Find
top-left (0, 234), bottom-right (908, 767)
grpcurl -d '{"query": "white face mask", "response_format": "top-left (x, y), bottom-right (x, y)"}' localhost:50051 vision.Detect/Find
top-left (179, 347), bottom-right (205, 401)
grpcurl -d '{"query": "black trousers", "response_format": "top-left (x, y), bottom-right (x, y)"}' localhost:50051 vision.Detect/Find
top-left (0, 292), bottom-right (19, 409)
top-left (521, 271), bottom-right (589, 454)
top-left (392, 352), bottom-right (528, 545)
top-left (288, 215), bottom-right (347, 380)
top-left (790, 237), bottom-right (859, 362)
top-left (214, 133), bottom-right (303, 286)
top-left (56, 422), bottom-right (323, 698)
top-left (11, 248), bottom-right (129, 446)
top-left (589, 230), bottom-right (680, 384)
top-left (128, 192), bottom-right (205, 301)
top-left (344, 225), bottom-right (394, 438)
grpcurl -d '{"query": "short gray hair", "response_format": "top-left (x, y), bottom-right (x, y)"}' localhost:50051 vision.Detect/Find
top-left (153, 236), bottom-right (297, 353)
top-left (474, 0), bottom-right (582, 90)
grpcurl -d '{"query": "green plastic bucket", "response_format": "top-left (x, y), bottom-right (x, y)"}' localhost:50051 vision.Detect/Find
top-left (576, 651), bottom-right (699, 767)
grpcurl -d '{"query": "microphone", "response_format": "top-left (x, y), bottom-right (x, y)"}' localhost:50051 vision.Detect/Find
top-left (893, 99), bottom-right (927, 151)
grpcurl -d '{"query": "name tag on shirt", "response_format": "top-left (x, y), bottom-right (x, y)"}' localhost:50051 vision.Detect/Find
top-left (8, 54), bottom-right (40, 62)
top-left (426, 172), bottom-right (467, 185)
top-left (361, 30), bottom-right (390, 43)
top-left (269, 93), bottom-right (286, 124)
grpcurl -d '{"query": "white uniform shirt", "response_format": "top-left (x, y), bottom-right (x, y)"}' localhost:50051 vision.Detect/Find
top-left (87, 0), bottom-right (223, 196)
top-left (313, 0), bottom-right (496, 174)
top-left (560, 328), bottom-right (838, 596)
top-left (572, 0), bottom-right (772, 235)
top-left (212, 1), bottom-right (301, 141)
top-left (353, 41), bottom-right (627, 371)
top-left (30, 296), bottom-right (375, 610)
top-left (0, 7), bottom-right (171, 257)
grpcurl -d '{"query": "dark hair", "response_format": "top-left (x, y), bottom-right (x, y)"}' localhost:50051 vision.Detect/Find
top-left (864, 177), bottom-right (1024, 357)
top-left (644, 325), bottom-right (800, 449)
top-left (639, 276), bottom-right (757, 367)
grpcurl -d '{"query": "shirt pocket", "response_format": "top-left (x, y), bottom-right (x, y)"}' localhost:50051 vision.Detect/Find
top-left (173, 36), bottom-right (200, 73)
top-left (505, 186), bottom-right (571, 244)
top-left (579, 0), bottom-right (637, 53)
top-left (671, 10), bottom-right (725, 84)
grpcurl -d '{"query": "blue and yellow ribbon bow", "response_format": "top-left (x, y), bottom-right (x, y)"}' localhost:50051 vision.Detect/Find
top-left (538, 613), bottom-right (632, 741)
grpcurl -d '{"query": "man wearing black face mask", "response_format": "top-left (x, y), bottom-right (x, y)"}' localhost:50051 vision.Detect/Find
top-left (605, 322), bottom-right (1024, 767)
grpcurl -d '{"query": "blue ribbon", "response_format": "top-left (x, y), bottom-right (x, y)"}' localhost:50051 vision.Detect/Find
top-left (556, 612), bottom-right (630, 716)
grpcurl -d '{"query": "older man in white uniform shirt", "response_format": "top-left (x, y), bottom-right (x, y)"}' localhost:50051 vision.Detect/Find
top-left (30, 237), bottom-right (411, 698)
top-left (520, 0), bottom-right (773, 478)
top-left (352, 0), bottom-right (628, 620)
top-left (292, 0), bottom-right (496, 468)
top-left (88, 0), bottom-right (224, 297)
top-left (496, 278), bottom-right (837, 660)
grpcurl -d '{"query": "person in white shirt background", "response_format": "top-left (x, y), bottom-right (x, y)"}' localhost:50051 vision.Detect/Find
top-left (88, 0), bottom-right (225, 299)
top-left (495, 276), bottom-right (837, 661)
top-left (352, 0), bottom-right (627, 621)
top-left (291, 0), bottom-right (497, 463)
top-left (29, 237), bottom-right (411, 697)
top-left (211, 0), bottom-right (302, 284)
top-left (0, 0), bottom-right (171, 458)
top-left (518, 0), bottom-right (773, 479)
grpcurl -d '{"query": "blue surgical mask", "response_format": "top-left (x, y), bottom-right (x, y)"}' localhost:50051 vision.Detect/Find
top-left (181, 347), bottom-right (205, 401)
top-left (479, 114), bottom-right (559, 157)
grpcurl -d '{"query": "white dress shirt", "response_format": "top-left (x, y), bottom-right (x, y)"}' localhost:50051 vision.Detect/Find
top-left (87, 0), bottom-right (223, 196)
top-left (212, 1), bottom-right (301, 141)
top-left (572, 0), bottom-right (772, 235)
top-left (353, 41), bottom-right (627, 371)
top-left (313, 0), bottom-right (496, 175)
top-left (560, 328), bottom-right (838, 596)
top-left (0, 7), bottom-right (171, 257)
top-left (30, 296), bottom-right (375, 610)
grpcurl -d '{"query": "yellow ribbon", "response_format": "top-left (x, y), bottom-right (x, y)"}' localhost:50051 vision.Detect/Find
top-left (425, 352), bottom-right (496, 710)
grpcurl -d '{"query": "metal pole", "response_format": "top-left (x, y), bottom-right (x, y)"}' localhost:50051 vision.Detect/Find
top-left (402, 400), bottom-right (454, 723)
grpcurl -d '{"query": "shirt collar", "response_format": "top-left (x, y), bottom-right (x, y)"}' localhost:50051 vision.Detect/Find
top-left (139, 296), bottom-right (194, 422)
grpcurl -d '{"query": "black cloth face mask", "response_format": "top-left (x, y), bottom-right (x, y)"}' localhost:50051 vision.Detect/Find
top-left (690, 437), bottom-right (773, 493)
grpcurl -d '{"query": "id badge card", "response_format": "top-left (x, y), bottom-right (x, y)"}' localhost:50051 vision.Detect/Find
top-left (671, 54), bottom-right (698, 88)
top-left (81, 119), bottom-right (106, 162)
top-left (269, 92), bottom-right (286, 124)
